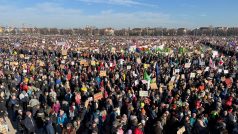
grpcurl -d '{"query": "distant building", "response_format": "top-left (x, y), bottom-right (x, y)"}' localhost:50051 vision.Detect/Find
top-left (104, 28), bottom-right (114, 36)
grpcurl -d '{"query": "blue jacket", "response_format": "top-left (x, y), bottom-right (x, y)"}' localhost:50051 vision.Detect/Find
top-left (57, 113), bottom-right (67, 125)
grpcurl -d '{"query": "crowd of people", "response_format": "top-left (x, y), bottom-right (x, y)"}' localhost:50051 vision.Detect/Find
top-left (0, 35), bottom-right (237, 134)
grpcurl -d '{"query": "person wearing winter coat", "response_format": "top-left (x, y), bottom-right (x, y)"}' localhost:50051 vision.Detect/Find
top-left (62, 123), bottom-right (76, 134)
top-left (45, 117), bottom-right (55, 134)
top-left (153, 120), bottom-right (163, 134)
top-left (16, 110), bottom-right (24, 133)
top-left (23, 111), bottom-right (36, 134)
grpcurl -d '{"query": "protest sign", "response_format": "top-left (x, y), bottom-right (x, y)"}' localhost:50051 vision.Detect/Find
top-left (62, 50), bottom-right (67, 56)
top-left (94, 92), bottom-right (103, 101)
top-left (224, 70), bottom-right (229, 74)
top-left (60, 64), bottom-right (65, 69)
top-left (199, 62), bottom-right (205, 66)
top-left (144, 64), bottom-right (149, 69)
top-left (136, 58), bottom-right (141, 64)
top-left (100, 71), bottom-right (106, 77)
top-left (39, 61), bottom-right (45, 67)
top-left (190, 73), bottom-right (196, 78)
top-left (197, 70), bottom-right (202, 74)
top-left (91, 60), bottom-right (96, 66)
top-left (139, 91), bottom-right (148, 97)
top-left (150, 83), bottom-right (158, 89)
top-left (218, 69), bottom-right (222, 73)
top-left (177, 126), bottom-right (186, 134)
top-left (19, 54), bottom-right (24, 58)
top-left (127, 65), bottom-right (131, 70)
top-left (184, 63), bottom-right (191, 68)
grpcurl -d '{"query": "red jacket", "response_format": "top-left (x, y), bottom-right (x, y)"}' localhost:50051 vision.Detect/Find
top-left (133, 128), bottom-right (143, 134)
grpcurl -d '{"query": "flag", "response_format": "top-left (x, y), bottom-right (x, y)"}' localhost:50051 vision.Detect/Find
top-left (136, 48), bottom-right (141, 53)
top-left (144, 71), bottom-right (151, 82)
top-left (155, 63), bottom-right (160, 81)
top-left (179, 47), bottom-right (184, 54)
top-left (209, 58), bottom-right (215, 68)
top-left (144, 71), bottom-right (152, 90)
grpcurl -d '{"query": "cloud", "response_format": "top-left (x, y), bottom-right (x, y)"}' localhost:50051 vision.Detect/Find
top-left (0, 2), bottom-right (176, 28)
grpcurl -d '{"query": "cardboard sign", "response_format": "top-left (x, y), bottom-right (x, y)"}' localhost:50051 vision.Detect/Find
top-left (94, 92), bottom-right (103, 101)
top-left (84, 61), bottom-right (89, 67)
top-left (139, 91), bottom-right (148, 97)
top-left (80, 60), bottom-right (89, 66)
top-left (100, 71), bottom-right (106, 77)
top-left (136, 58), bottom-right (141, 64)
top-left (39, 61), bottom-right (45, 67)
top-left (10, 62), bottom-right (18, 66)
top-left (184, 63), bottom-right (191, 68)
top-left (177, 126), bottom-right (186, 134)
top-left (62, 50), bottom-right (67, 56)
top-left (91, 60), bottom-right (96, 66)
top-left (127, 65), bottom-right (131, 70)
top-left (150, 83), bottom-right (158, 90)
top-left (19, 54), bottom-right (24, 58)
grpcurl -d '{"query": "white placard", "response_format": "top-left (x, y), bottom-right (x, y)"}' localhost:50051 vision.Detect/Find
top-left (71, 61), bottom-right (75, 65)
top-left (61, 60), bottom-right (65, 64)
top-left (185, 63), bottom-right (191, 68)
top-left (205, 67), bottom-right (210, 72)
top-left (127, 65), bottom-right (131, 70)
top-left (139, 91), bottom-right (148, 97)
top-left (190, 73), bottom-right (196, 78)
top-left (135, 80), bottom-right (139, 86)
top-left (175, 69), bottom-right (180, 73)
top-left (224, 70), bottom-right (229, 74)
top-left (200, 62), bottom-right (205, 66)
top-left (218, 69), bottom-right (222, 73)
top-left (171, 76), bottom-right (176, 82)
top-left (201, 54), bottom-right (204, 58)
top-left (212, 51), bottom-right (218, 58)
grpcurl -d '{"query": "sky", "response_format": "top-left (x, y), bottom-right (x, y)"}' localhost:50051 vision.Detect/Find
top-left (0, 0), bottom-right (237, 29)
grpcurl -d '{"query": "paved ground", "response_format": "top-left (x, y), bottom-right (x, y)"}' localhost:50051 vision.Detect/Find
top-left (5, 117), bottom-right (17, 134)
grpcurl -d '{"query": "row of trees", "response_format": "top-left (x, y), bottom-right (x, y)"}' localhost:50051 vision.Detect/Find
top-left (2, 27), bottom-right (238, 36)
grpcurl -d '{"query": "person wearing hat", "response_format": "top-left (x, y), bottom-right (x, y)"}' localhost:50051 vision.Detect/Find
top-left (16, 109), bottom-right (24, 133)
